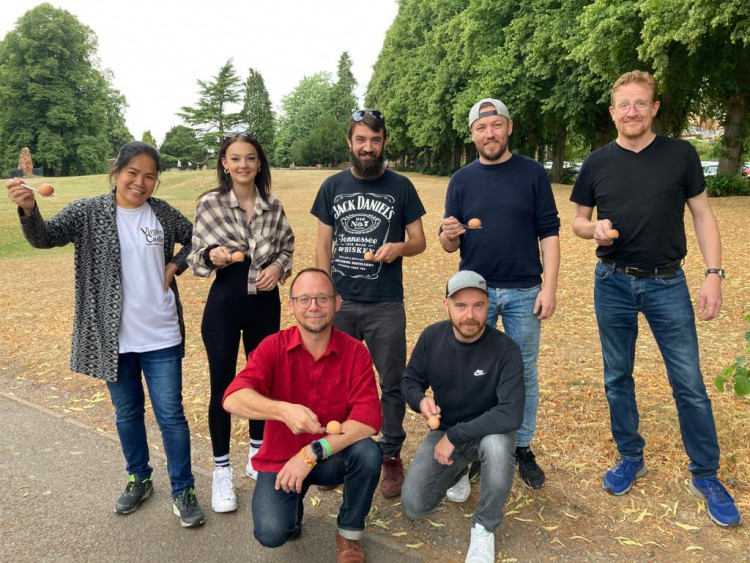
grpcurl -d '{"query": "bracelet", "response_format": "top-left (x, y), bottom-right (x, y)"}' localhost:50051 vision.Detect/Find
top-left (300, 446), bottom-right (316, 467)
top-left (319, 438), bottom-right (332, 459)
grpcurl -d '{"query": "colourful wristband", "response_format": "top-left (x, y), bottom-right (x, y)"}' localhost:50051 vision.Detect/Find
top-left (319, 438), bottom-right (332, 459)
top-left (300, 446), bottom-right (316, 467)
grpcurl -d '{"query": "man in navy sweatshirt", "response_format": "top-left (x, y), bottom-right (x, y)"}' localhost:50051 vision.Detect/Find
top-left (401, 270), bottom-right (524, 563)
top-left (439, 98), bottom-right (560, 490)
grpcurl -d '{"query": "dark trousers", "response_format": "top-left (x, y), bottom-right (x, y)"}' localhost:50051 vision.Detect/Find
top-left (202, 260), bottom-right (280, 457)
top-left (334, 300), bottom-right (407, 458)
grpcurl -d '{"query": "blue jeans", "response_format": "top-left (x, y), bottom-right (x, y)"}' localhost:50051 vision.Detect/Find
top-left (106, 344), bottom-right (195, 496)
top-left (594, 262), bottom-right (719, 477)
top-left (334, 300), bottom-right (407, 458)
top-left (252, 438), bottom-right (382, 547)
top-left (401, 430), bottom-right (516, 532)
top-left (486, 285), bottom-right (541, 447)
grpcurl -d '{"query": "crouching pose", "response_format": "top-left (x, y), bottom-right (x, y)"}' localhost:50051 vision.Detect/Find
top-left (401, 271), bottom-right (525, 563)
top-left (223, 268), bottom-right (382, 563)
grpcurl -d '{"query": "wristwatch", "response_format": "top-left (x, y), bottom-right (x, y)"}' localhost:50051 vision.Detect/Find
top-left (705, 268), bottom-right (726, 279)
top-left (310, 440), bottom-right (324, 462)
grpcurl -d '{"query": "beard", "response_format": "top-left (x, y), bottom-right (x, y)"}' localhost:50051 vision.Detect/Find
top-left (297, 312), bottom-right (331, 334)
top-left (476, 139), bottom-right (509, 162)
top-left (451, 318), bottom-right (486, 341)
top-left (350, 149), bottom-right (385, 179)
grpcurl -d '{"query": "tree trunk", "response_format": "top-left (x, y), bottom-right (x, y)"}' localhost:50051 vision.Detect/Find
top-left (718, 94), bottom-right (748, 175)
top-left (550, 129), bottom-right (567, 184)
top-left (591, 112), bottom-right (614, 151)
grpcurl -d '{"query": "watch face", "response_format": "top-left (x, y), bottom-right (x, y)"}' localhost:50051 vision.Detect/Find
top-left (311, 441), bottom-right (323, 460)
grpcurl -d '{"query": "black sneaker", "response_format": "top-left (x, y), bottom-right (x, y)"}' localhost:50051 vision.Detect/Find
top-left (516, 447), bottom-right (545, 489)
top-left (172, 487), bottom-right (206, 528)
top-left (114, 474), bottom-right (153, 514)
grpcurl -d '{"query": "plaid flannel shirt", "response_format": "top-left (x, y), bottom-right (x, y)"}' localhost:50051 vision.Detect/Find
top-left (188, 187), bottom-right (294, 294)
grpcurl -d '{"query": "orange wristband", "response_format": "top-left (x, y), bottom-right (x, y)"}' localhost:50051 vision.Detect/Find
top-left (300, 446), bottom-right (316, 467)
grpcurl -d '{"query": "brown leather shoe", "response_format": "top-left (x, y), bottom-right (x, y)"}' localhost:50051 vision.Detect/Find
top-left (336, 533), bottom-right (364, 563)
top-left (380, 456), bottom-right (404, 498)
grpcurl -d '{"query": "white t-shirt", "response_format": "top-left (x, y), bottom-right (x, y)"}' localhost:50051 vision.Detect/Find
top-left (116, 203), bottom-right (181, 353)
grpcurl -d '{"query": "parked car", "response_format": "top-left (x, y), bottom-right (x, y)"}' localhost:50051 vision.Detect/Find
top-left (701, 161), bottom-right (719, 177)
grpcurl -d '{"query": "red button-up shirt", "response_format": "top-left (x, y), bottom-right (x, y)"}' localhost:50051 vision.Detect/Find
top-left (223, 326), bottom-right (382, 472)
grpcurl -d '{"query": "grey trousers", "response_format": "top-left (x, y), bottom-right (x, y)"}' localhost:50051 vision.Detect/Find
top-left (401, 430), bottom-right (516, 532)
top-left (334, 300), bottom-right (407, 458)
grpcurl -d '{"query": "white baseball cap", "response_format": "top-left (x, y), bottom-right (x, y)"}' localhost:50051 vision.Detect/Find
top-left (469, 98), bottom-right (511, 128)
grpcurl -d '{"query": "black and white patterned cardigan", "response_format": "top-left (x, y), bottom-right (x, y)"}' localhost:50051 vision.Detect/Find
top-left (18, 191), bottom-right (193, 381)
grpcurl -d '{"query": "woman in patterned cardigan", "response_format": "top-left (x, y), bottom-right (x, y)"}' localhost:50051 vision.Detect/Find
top-left (6, 142), bottom-right (205, 528)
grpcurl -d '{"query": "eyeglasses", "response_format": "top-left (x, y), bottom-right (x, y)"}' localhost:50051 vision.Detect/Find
top-left (222, 131), bottom-right (256, 143)
top-left (290, 294), bottom-right (335, 308)
top-left (351, 110), bottom-right (384, 123)
top-left (614, 101), bottom-right (652, 113)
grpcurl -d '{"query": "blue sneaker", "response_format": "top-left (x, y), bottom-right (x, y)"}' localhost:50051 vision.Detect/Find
top-left (603, 458), bottom-right (647, 495)
top-left (689, 477), bottom-right (741, 527)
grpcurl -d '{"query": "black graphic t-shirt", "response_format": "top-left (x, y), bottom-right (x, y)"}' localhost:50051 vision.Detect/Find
top-left (311, 169), bottom-right (425, 302)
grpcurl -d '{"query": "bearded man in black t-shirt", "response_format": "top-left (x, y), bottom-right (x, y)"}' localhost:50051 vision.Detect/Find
top-left (311, 109), bottom-right (426, 499)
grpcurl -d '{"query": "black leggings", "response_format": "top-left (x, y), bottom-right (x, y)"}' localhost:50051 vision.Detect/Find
top-left (202, 259), bottom-right (281, 458)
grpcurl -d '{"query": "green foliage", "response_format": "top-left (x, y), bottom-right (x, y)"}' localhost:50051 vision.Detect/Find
top-left (705, 173), bottom-right (750, 197)
top-left (178, 60), bottom-right (242, 150)
top-left (0, 3), bottom-right (129, 176)
top-left (239, 69), bottom-right (275, 162)
top-left (141, 130), bottom-right (157, 147)
top-left (715, 314), bottom-right (750, 396)
top-left (159, 125), bottom-right (206, 166)
top-left (289, 115), bottom-right (348, 167)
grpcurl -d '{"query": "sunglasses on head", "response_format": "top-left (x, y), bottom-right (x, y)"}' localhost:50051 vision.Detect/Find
top-left (351, 110), bottom-right (384, 123)
top-left (222, 131), bottom-right (256, 143)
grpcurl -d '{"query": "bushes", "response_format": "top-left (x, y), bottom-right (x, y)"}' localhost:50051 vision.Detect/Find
top-left (715, 314), bottom-right (750, 397)
top-left (705, 174), bottom-right (750, 197)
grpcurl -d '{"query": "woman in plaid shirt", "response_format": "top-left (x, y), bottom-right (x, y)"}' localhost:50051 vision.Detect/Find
top-left (187, 132), bottom-right (294, 514)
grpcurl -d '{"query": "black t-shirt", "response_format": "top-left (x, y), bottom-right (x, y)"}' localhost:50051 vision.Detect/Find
top-left (311, 168), bottom-right (426, 302)
top-left (570, 136), bottom-right (705, 268)
top-left (401, 320), bottom-right (525, 447)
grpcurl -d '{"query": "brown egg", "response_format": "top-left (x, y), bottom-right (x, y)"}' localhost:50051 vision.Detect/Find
top-left (467, 218), bottom-right (482, 229)
top-left (363, 251), bottom-right (375, 262)
top-left (605, 229), bottom-right (619, 240)
top-left (37, 183), bottom-right (55, 196)
top-left (231, 251), bottom-right (244, 262)
top-left (326, 420), bottom-right (342, 435)
top-left (427, 415), bottom-right (440, 430)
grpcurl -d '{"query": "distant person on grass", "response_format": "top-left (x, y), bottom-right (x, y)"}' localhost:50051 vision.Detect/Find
top-left (188, 132), bottom-right (294, 514)
top-left (570, 70), bottom-right (740, 527)
top-left (401, 271), bottom-right (524, 563)
top-left (311, 109), bottom-right (426, 499)
top-left (440, 98), bottom-right (560, 491)
top-left (223, 268), bottom-right (382, 563)
top-left (6, 142), bottom-right (205, 528)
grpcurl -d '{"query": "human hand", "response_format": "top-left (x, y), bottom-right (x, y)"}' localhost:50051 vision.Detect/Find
top-left (208, 246), bottom-right (233, 267)
top-left (419, 396), bottom-right (440, 418)
top-left (441, 216), bottom-right (465, 242)
top-left (534, 287), bottom-right (557, 320)
top-left (164, 263), bottom-right (178, 291)
top-left (6, 179), bottom-right (36, 216)
top-left (275, 450), bottom-right (314, 493)
top-left (256, 263), bottom-right (282, 292)
top-left (697, 275), bottom-right (722, 321)
top-left (374, 242), bottom-right (402, 264)
top-left (593, 219), bottom-right (615, 246)
top-left (433, 434), bottom-right (455, 466)
top-left (281, 403), bottom-right (326, 435)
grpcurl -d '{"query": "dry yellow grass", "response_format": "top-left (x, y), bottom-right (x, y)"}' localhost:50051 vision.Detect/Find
top-left (1, 168), bottom-right (748, 561)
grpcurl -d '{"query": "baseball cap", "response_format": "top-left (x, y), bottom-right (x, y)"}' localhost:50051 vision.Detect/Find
top-left (469, 98), bottom-right (510, 128)
top-left (446, 270), bottom-right (488, 297)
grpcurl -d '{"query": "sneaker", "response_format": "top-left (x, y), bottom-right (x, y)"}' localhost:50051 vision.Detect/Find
top-left (603, 458), bottom-right (647, 495)
top-left (516, 447), bottom-right (545, 489)
top-left (689, 477), bottom-right (741, 527)
top-left (465, 522), bottom-right (495, 563)
top-left (172, 488), bottom-right (206, 528)
top-left (335, 532), bottom-right (364, 563)
top-left (380, 456), bottom-right (404, 498)
top-left (447, 474), bottom-right (471, 503)
top-left (114, 474), bottom-right (153, 514)
top-left (211, 466), bottom-right (238, 513)
top-left (246, 447), bottom-right (259, 480)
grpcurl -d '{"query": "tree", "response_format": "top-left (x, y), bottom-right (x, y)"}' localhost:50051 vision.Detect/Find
top-left (178, 59), bottom-right (243, 150)
top-left (103, 83), bottom-right (134, 155)
top-left (0, 3), bottom-right (128, 176)
top-left (329, 52), bottom-right (358, 121)
top-left (141, 130), bottom-right (157, 147)
top-left (290, 115), bottom-right (348, 166)
top-left (239, 68), bottom-right (275, 162)
top-left (159, 125), bottom-right (205, 165)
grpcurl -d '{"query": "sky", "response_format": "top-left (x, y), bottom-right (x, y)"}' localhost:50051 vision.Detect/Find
top-left (0, 0), bottom-right (400, 144)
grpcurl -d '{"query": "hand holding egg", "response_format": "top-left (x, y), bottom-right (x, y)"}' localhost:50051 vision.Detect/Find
top-left (427, 415), bottom-right (440, 429)
top-left (363, 250), bottom-right (375, 262)
top-left (467, 218), bottom-right (482, 229)
top-left (231, 251), bottom-right (244, 262)
top-left (605, 229), bottom-right (619, 240)
top-left (326, 420), bottom-right (342, 435)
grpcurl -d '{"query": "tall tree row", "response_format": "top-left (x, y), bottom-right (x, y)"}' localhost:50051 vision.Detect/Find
top-left (0, 3), bottom-right (133, 176)
top-left (367, 0), bottom-right (750, 178)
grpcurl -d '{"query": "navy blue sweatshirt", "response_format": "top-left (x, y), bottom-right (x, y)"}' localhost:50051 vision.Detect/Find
top-left (444, 154), bottom-right (560, 288)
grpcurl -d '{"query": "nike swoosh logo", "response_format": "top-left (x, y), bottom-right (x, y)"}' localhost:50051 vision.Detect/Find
top-left (473, 370), bottom-right (486, 376)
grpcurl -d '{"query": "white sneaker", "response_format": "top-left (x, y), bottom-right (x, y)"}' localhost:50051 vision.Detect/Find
top-left (446, 474), bottom-right (471, 503)
top-left (465, 523), bottom-right (495, 563)
top-left (211, 466), bottom-right (237, 513)
top-left (246, 447), bottom-right (259, 480)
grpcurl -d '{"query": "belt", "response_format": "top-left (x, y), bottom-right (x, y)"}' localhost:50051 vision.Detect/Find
top-left (600, 258), bottom-right (682, 279)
